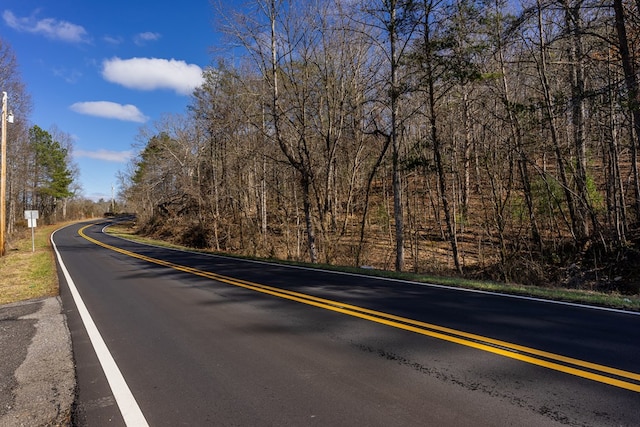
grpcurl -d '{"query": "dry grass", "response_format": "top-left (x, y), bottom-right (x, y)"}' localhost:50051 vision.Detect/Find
top-left (0, 224), bottom-right (61, 305)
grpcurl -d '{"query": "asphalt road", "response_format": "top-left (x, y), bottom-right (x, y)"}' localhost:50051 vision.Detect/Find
top-left (52, 221), bottom-right (640, 426)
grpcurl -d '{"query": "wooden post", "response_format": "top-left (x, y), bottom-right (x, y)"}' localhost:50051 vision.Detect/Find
top-left (1, 92), bottom-right (7, 256)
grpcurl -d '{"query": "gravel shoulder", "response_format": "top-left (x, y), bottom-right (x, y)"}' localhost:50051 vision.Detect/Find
top-left (0, 297), bottom-right (75, 426)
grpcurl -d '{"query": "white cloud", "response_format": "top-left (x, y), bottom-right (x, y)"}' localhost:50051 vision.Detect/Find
top-left (102, 57), bottom-right (204, 95)
top-left (2, 10), bottom-right (90, 43)
top-left (103, 35), bottom-right (123, 45)
top-left (134, 31), bottom-right (161, 46)
top-left (74, 149), bottom-right (133, 163)
top-left (70, 101), bottom-right (148, 123)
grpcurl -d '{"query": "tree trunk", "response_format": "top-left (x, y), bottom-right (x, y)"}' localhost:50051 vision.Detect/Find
top-left (422, 0), bottom-right (462, 274)
top-left (301, 173), bottom-right (318, 263)
top-left (536, 0), bottom-right (580, 240)
top-left (563, 0), bottom-right (591, 240)
top-left (356, 135), bottom-right (391, 266)
top-left (389, 2), bottom-right (405, 272)
top-left (613, 0), bottom-right (640, 219)
top-left (461, 88), bottom-right (471, 219)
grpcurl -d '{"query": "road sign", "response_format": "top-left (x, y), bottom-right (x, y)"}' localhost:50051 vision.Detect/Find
top-left (24, 210), bottom-right (39, 220)
top-left (24, 210), bottom-right (39, 252)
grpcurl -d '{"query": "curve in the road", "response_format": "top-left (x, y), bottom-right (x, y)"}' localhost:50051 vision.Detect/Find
top-left (78, 224), bottom-right (640, 393)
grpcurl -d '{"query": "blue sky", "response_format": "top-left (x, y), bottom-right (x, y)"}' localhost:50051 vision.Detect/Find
top-left (1, 0), bottom-right (220, 201)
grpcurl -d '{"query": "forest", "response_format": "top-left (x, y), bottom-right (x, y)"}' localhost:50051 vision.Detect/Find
top-left (121, 0), bottom-right (640, 294)
top-left (0, 0), bottom-right (597, 294)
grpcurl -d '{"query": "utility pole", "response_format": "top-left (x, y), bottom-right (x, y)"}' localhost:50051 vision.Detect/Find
top-left (1, 92), bottom-right (8, 256)
top-left (1, 91), bottom-right (14, 256)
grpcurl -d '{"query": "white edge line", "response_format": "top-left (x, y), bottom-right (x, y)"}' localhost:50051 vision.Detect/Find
top-left (101, 222), bottom-right (639, 317)
top-left (51, 225), bottom-right (150, 427)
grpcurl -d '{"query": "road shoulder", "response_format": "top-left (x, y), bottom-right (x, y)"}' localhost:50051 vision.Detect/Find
top-left (0, 297), bottom-right (75, 426)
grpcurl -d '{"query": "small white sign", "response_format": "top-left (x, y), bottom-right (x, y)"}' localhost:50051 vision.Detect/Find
top-left (24, 210), bottom-right (39, 220)
top-left (24, 210), bottom-right (39, 251)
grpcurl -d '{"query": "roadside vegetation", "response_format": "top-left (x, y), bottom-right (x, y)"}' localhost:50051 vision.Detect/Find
top-left (0, 224), bottom-right (61, 305)
top-left (1, 219), bottom-right (638, 310)
top-left (107, 222), bottom-right (640, 312)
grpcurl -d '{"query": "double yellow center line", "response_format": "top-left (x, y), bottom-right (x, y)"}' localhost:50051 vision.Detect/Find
top-left (79, 225), bottom-right (640, 392)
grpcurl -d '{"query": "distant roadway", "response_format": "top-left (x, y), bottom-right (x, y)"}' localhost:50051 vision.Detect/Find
top-left (52, 221), bottom-right (640, 426)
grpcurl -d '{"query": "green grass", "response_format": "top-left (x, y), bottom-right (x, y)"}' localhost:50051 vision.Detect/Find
top-left (0, 224), bottom-right (61, 305)
top-left (106, 224), bottom-right (640, 312)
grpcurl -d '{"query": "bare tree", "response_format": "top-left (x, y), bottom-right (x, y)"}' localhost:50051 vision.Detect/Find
top-left (358, 0), bottom-right (420, 271)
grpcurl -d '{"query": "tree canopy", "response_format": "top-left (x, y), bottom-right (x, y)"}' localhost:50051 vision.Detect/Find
top-left (29, 125), bottom-right (74, 217)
